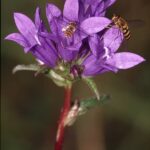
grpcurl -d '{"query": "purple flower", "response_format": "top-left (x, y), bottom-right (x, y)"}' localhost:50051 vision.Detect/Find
top-left (45, 0), bottom-right (111, 61)
top-left (5, 7), bottom-right (58, 68)
top-left (103, 28), bottom-right (145, 70)
top-left (5, 0), bottom-right (145, 79)
top-left (81, 27), bottom-right (145, 76)
top-left (79, 0), bottom-right (116, 19)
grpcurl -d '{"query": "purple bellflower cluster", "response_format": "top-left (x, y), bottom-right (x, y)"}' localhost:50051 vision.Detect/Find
top-left (5, 1), bottom-right (146, 148)
top-left (6, 0), bottom-right (145, 85)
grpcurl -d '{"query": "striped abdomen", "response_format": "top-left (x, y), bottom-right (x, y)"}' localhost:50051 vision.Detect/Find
top-left (112, 15), bottom-right (131, 40)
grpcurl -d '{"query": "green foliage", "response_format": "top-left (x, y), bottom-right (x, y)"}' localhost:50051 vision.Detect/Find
top-left (83, 77), bottom-right (100, 100)
top-left (79, 95), bottom-right (110, 115)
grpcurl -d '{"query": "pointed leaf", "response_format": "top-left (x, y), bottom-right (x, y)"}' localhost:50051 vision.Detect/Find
top-left (83, 77), bottom-right (100, 100)
top-left (79, 95), bottom-right (110, 115)
top-left (47, 70), bottom-right (72, 87)
top-left (12, 64), bottom-right (41, 74)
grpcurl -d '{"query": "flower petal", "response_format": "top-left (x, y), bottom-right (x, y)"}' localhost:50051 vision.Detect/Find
top-left (5, 33), bottom-right (29, 47)
top-left (14, 13), bottom-right (37, 44)
top-left (106, 52), bottom-right (145, 69)
top-left (31, 44), bottom-right (58, 68)
top-left (89, 34), bottom-right (103, 56)
top-left (66, 41), bottom-right (82, 51)
top-left (105, 0), bottom-right (116, 8)
top-left (78, 0), bottom-right (85, 21)
top-left (94, 1), bottom-right (106, 16)
top-left (82, 54), bottom-right (105, 76)
top-left (80, 17), bottom-right (111, 34)
top-left (82, 0), bottom-right (100, 4)
top-left (103, 27), bottom-right (124, 52)
top-left (58, 43), bottom-right (78, 61)
top-left (46, 3), bottom-right (61, 23)
top-left (35, 7), bottom-right (41, 28)
top-left (63, 0), bottom-right (79, 21)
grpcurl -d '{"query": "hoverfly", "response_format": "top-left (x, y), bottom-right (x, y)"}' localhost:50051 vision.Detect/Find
top-left (108, 14), bottom-right (144, 40)
top-left (62, 22), bottom-right (77, 38)
top-left (102, 14), bottom-right (144, 52)
top-left (111, 14), bottom-right (131, 40)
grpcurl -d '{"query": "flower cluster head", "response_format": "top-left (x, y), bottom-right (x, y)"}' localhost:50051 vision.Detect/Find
top-left (6, 0), bottom-right (145, 80)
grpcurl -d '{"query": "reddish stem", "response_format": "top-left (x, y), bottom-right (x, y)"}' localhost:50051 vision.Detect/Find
top-left (55, 85), bottom-right (72, 150)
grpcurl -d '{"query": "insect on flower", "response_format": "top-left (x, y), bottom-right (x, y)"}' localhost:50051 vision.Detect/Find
top-left (111, 14), bottom-right (131, 40)
top-left (62, 22), bottom-right (77, 38)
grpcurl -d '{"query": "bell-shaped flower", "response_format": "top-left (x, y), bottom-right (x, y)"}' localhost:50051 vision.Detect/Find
top-left (81, 26), bottom-right (145, 77)
top-left (45, 0), bottom-right (111, 61)
top-left (5, 7), bottom-right (58, 68)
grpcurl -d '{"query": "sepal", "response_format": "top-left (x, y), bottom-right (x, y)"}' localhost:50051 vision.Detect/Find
top-left (83, 77), bottom-right (100, 100)
top-left (13, 64), bottom-right (43, 74)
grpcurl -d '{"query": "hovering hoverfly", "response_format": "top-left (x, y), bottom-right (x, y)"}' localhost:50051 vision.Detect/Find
top-left (108, 14), bottom-right (144, 40)
top-left (111, 14), bottom-right (131, 40)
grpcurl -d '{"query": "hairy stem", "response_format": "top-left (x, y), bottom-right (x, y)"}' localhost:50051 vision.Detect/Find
top-left (55, 84), bottom-right (72, 150)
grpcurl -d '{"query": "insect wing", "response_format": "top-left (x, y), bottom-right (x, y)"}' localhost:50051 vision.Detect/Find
top-left (127, 19), bottom-right (145, 28)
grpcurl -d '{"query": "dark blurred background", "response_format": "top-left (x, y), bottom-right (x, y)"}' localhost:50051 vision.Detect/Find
top-left (1, 0), bottom-right (150, 150)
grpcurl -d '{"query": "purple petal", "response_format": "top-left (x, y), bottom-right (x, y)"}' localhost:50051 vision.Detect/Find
top-left (89, 34), bottom-right (103, 56)
top-left (5, 33), bottom-right (29, 47)
top-left (105, 0), bottom-right (116, 8)
top-left (80, 17), bottom-right (111, 34)
top-left (35, 7), bottom-right (41, 28)
top-left (63, 0), bottom-right (79, 21)
top-left (78, 1), bottom-right (85, 21)
top-left (24, 45), bottom-right (38, 53)
top-left (58, 43), bottom-right (78, 61)
top-left (46, 4), bottom-right (62, 35)
top-left (31, 44), bottom-right (58, 68)
top-left (106, 52), bottom-right (145, 69)
top-left (14, 13), bottom-right (37, 44)
top-left (46, 3), bottom-right (61, 23)
top-left (82, 54), bottom-right (104, 76)
top-left (103, 27), bottom-right (124, 52)
top-left (93, 0), bottom-right (116, 16)
top-left (81, 0), bottom-right (100, 5)
top-left (66, 41), bottom-right (82, 51)
top-left (35, 7), bottom-right (47, 32)
top-left (94, 2), bottom-right (106, 16)
top-left (38, 32), bottom-right (58, 43)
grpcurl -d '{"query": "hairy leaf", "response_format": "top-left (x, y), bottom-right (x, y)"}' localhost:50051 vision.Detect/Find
top-left (83, 77), bottom-right (100, 100)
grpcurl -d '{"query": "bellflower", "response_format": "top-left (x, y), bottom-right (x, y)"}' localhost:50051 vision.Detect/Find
top-left (5, 0), bottom-right (145, 81)
top-left (82, 27), bottom-right (145, 76)
top-left (5, 7), bottom-right (58, 68)
top-left (5, 1), bottom-right (146, 149)
top-left (44, 0), bottom-right (111, 61)
top-left (79, 0), bottom-right (116, 20)
top-left (78, 0), bottom-right (117, 57)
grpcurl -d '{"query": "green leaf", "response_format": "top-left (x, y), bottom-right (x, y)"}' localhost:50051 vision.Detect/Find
top-left (12, 64), bottom-right (41, 74)
top-left (65, 95), bottom-right (110, 126)
top-left (79, 95), bottom-right (110, 115)
top-left (46, 70), bottom-right (72, 87)
top-left (12, 64), bottom-right (72, 87)
top-left (83, 77), bottom-right (100, 100)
